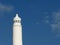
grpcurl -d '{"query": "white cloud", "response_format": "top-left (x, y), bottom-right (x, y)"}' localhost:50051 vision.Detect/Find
top-left (45, 20), bottom-right (49, 23)
top-left (51, 11), bottom-right (60, 36)
top-left (36, 22), bottom-right (40, 25)
top-left (0, 3), bottom-right (14, 12)
top-left (41, 11), bottom-right (60, 36)
top-left (43, 16), bottom-right (49, 23)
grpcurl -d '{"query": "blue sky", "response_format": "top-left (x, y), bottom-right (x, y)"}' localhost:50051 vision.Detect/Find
top-left (0, 0), bottom-right (60, 45)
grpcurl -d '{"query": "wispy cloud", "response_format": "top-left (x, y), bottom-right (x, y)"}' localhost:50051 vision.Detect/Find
top-left (0, 3), bottom-right (14, 12)
top-left (51, 11), bottom-right (60, 36)
top-left (0, 3), bottom-right (14, 17)
top-left (43, 15), bottom-right (49, 23)
top-left (43, 11), bottom-right (60, 36)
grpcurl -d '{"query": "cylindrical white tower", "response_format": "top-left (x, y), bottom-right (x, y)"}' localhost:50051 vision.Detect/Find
top-left (13, 14), bottom-right (22, 45)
